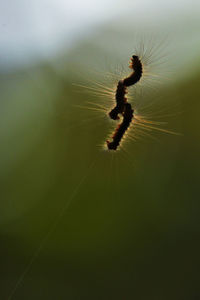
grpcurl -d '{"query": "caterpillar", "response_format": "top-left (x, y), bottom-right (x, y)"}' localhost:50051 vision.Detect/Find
top-left (107, 55), bottom-right (143, 150)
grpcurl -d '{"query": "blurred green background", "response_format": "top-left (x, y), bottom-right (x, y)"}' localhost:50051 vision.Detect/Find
top-left (1, 0), bottom-right (200, 299)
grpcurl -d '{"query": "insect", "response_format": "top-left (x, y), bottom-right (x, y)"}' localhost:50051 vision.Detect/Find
top-left (74, 38), bottom-right (180, 154)
top-left (107, 55), bottom-right (143, 150)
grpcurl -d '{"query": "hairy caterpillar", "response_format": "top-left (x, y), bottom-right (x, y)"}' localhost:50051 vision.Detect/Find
top-left (107, 55), bottom-right (143, 150)
top-left (74, 38), bottom-right (180, 153)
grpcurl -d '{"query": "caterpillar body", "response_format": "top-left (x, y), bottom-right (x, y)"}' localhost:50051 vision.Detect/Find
top-left (109, 80), bottom-right (127, 120)
top-left (123, 55), bottom-right (143, 87)
top-left (107, 55), bottom-right (143, 150)
top-left (107, 103), bottom-right (133, 150)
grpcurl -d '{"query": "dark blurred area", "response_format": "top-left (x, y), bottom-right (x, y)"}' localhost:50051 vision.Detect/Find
top-left (1, 1), bottom-right (200, 299)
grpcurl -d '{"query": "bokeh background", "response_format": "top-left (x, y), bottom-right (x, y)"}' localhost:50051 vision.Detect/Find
top-left (1, 0), bottom-right (200, 299)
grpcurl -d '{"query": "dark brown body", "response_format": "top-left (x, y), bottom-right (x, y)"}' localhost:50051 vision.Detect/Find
top-left (123, 55), bottom-right (143, 87)
top-left (107, 103), bottom-right (133, 150)
top-left (107, 55), bottom-right (142, 150)
top-left (109, 80), bottom-right (127, 120)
